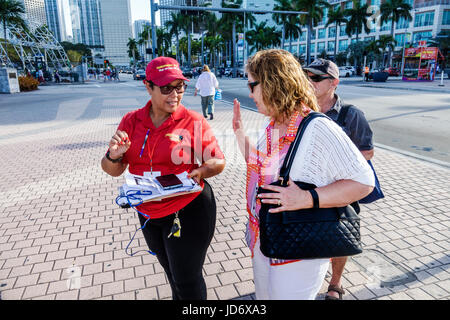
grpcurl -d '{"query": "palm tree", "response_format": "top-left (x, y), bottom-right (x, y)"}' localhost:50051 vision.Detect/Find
top-left (139, 25), bottom-right (152, 62)
top-left (156, 27), bottom-right (171, 57)
top-left (179, 14), bottom-right (194, 67)
top-left (165, 12), bottom-right (184, 61)
top-left (285, 12), bottom-right (302, 53)
top-left (127, 38), bottom-right (139, 66)
top-left (273, 0), bottom-right (292, 50)
top-left (246, 22), bottom-right (281, 54)
top-left (292, 0), bottom-right (329, 65)
top-left (380, 0), bottom-right (412, 67)
top-left (326, 5), bottom-right (347, 60)
top-left (0, 0), bottom-right (26, 61)
top-left (344, 0), bottom-right (370, 69)
top-left (376, 35), bottom-right (396, 67)
top-left (220, 0), bottom-right (243, 77)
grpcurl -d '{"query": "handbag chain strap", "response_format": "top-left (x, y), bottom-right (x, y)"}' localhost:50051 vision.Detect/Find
top-left (278, 112), bottom-right (329, 186)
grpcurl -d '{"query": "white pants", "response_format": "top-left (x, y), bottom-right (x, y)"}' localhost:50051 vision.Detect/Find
top-left (252, 239), bottom-right (330, 300)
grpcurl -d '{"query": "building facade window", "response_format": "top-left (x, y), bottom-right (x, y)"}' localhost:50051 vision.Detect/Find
top-left (396, 17), bottom-right (410, 29)
top-left (412, 30), bottom-right (432, 43)
top-left (317, 41), bottom-right (326, 52)
top-left (339, 39), bottom-right (348, 51)
top-left (328, 26), bottom-right (336, 38)
top-left (414, 11), bottom-right (435, 27)
top-left (340, 25), bottom-right (347, 37)
top-left (318, 28), bottom-right (326, 39)
top-left (328, 41), bottom-right (335, 52)
top-left (443, 10), bottom-right (450, 25)
top-left (381, 19), bottom-right (392, 31)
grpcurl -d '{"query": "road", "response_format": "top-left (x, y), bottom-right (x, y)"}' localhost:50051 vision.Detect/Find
top-left (1, 74), bottom-right (448, 165)
top-left (216, 77), bottom-right (450, 164)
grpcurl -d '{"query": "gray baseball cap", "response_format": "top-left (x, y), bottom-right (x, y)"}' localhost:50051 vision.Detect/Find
top-left (303, 58), bottom-right (340, 79)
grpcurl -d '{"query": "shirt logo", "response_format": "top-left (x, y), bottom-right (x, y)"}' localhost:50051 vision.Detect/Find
top-left (165, 133), bottom-right (183, 142)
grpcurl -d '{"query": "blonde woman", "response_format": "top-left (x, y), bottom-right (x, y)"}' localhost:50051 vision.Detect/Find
top-left (194, 65), bottom-right (219, 120)
top-left (232, 49), bottom-right (374, 300)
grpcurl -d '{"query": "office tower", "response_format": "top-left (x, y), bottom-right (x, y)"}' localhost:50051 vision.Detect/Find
top-left (99, 0), bottom-right (132, 66)
top-left (133, 19), bottom-right (151, 40)
top-left (44, 0), bottom-right (67, 41)
top-left (19, 0), bottom-right (47, 26)
top-left (68, 0), bottom-right (103, 46)
top-left (159, 0), bottom-right (207, 27)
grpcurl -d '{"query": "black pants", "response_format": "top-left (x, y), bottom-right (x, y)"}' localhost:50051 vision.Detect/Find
top-left (138, 181), bottom-right (216, 300)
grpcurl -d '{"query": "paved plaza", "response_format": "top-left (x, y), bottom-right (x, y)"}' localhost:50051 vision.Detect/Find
top-left (0, 81), bottom-right (449, 300)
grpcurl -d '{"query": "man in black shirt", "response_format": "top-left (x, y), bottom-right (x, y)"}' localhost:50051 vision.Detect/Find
top-left (304, 59), bottom-right (374, 300)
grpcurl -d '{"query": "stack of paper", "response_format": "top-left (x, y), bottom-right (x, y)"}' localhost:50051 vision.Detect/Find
top-left (116, 171), bottom-right (202, 207)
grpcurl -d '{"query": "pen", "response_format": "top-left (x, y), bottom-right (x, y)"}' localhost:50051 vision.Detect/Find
top-left (139, 129), bottom-right (150, 158)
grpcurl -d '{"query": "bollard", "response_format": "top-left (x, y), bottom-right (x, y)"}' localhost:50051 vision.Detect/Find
top-left (438, 71), bottom-right (444, 86)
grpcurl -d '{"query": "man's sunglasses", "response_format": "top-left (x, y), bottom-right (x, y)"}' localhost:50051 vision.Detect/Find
top-left (307, 74), bottom-right (334, 82)
top-left (247, 81), bottom-right (259, 93)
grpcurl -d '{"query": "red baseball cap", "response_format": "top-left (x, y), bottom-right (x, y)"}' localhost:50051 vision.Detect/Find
top-left (145, 56), bottom-right (189, 86)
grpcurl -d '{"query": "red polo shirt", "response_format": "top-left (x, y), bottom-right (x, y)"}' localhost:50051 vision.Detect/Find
top-left (115, 100), bottom-right (224, 219)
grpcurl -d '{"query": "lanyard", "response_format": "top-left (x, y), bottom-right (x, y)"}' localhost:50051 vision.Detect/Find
top-left (139, 128), bottom-right (167, 175)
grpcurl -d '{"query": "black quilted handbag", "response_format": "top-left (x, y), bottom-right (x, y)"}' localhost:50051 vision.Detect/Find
top-left (258, 112), bottom-right (363, 260)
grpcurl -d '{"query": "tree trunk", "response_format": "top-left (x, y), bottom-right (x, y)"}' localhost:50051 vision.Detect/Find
top-left (232, 21), bottom-right (237, 77)
top-left (388, 19), bottom-right (395, 67)
top-left (334, 24), bottom-right (338, 61)
top-left (306, 22), bottom-right (312, 65)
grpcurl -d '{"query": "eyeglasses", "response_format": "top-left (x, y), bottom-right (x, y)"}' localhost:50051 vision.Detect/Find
top-left (158, 83), bottom-right (187, 95)
top-left (307, 74), bottom-right (334, 83)
top-left (247, 81), bottom-right (260, 93)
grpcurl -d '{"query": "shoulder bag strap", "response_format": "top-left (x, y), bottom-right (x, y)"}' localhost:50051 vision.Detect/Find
top-left (278, 112), bottom-right (328, 186)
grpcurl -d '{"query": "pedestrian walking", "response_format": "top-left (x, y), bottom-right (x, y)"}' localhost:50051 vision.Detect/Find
top-left (54, 70), bottom-right (60, 83)
top-left (304, 58), bottom-right (375, 300)
top-left (232, 49), bottom-right (374, 300)
top-left (364, 66), bottom-right (370, 82)
top-left (101, 56), bottom-right (225, 300)
top-left (194, 65), bottom-right (219, 120)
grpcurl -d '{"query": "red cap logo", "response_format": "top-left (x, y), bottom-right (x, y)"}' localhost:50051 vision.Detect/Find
top-left (145, 57), bottom-right (188, 86)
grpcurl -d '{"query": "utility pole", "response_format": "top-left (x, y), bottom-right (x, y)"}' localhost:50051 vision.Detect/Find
top-left (150, 0), bottom-right (158, 59)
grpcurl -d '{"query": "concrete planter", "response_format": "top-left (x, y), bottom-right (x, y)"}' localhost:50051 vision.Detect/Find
top-left (0, 68), bottom-right (20, 93)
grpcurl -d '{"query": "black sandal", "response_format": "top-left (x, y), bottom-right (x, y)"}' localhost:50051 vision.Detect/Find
top-left (325, 284), bottom-right (345, 300)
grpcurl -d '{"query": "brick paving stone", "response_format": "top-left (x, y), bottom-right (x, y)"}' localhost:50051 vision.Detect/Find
top-left (1, 83), bottom-right (449, 301)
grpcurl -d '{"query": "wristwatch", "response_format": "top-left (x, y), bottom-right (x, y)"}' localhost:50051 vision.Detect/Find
top-left (105, 150), bottom-right (122, 163)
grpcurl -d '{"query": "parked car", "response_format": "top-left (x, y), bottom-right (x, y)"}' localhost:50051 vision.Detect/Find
top-left (384, 67), bottom-right (400, 76)
top-left (182, 67), bottom-right (193, 78)
top-left (368, 69), bottom-right (389, 81)
top-left (339, 66), bottom-right (352, 77)
top-left (133, 69), bottom-right (146, 80)
top-left (344, 66), bottom-right (356, 75)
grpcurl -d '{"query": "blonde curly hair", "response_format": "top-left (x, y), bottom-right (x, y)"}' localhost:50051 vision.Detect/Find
top-left (246, 49), bottom-right (319, 123)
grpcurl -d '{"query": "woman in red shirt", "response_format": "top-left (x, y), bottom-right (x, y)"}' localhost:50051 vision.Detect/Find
top-left (101, 57), bottom-right (225, 300)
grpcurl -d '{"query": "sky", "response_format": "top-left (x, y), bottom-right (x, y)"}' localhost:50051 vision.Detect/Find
top-left (63, 0), bottom-right (159, 38)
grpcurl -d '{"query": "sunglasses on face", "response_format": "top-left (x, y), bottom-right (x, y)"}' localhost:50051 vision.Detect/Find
top-left (157, 83), bottom-right (187, 95)
top-left (247, 81), bottom-right (260, 93)
top-left (307, 74), bottom-right (334, 82)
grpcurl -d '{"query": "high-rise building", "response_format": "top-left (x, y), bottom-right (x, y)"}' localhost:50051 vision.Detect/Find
top-left (99, 0), bottom-right (132, 66)
top-left (19, 0), bottom-right (47, 26)
top-left (68, 0), bottom-right (103, 46)
top-left (133, 19), bottom-right (151, 40)
top-left (44, 0), bottom-right (67, 41)
top-left (159, 0), bottom-right (208, 28)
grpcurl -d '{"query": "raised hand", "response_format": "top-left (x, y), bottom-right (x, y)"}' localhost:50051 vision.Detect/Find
top-left (109, 130), bottom-right (131, 159)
